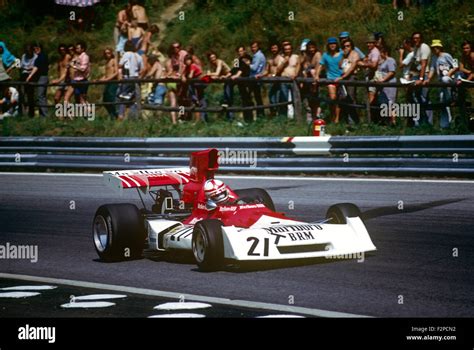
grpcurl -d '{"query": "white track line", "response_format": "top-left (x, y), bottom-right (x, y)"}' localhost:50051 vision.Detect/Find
top-left (0, 172), bottom-right (473, 184)
top-left (0, 273), bottom-right (370, 318)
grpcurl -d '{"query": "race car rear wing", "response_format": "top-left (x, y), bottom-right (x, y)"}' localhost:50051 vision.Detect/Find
top-left (104, 167), bottom-right (192, 190)
top-left (103, 148), bottom-right (220, 191)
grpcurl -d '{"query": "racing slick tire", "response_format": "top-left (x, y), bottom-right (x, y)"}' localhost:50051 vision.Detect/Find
top-left (93, 203), bottom-right (146, 262)
top-left (234, 188), bottom-right (275, 211)
top-left (192, 219), bottom-right (224, 271)
top-left (326, 203), bottom-right (362, 224)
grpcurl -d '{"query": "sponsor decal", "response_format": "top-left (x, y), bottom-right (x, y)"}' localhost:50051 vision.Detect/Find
top-left (262, 224), bottom-right (323, 242)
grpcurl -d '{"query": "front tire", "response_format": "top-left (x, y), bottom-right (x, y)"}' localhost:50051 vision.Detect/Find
top-left (192, 219), bottom-right (224, 271)
top-left (234, 188), bottom-right (275, 211)
top-left (92, 203), bottom-right (145, 262)
top-left (326, 203), bottom-right (362, 224)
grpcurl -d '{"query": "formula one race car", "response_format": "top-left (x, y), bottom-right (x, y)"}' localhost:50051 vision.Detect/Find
top-left (92, 149), bottom-right (376, 271)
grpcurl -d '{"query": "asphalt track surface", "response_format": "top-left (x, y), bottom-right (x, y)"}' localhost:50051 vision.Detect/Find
top-left (1, 173), bottom-right (473, 317)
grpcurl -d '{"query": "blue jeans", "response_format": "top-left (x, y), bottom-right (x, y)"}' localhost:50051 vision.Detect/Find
top-left (149, 84), bottom-right (167, 105)
top-left (269, 83), bottom-right (282, 115)
top-left (411, 74), bottom-right (433, 125)
top-left (280, 83), bottom-right (292, 117)
top-left (439, 76), bottom-right (453, 129)
top-left (118, 78), bottom-right (139, 117)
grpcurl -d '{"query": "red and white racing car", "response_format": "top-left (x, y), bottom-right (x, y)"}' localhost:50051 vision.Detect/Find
top-left (92, 149), bottom-right (376, 271)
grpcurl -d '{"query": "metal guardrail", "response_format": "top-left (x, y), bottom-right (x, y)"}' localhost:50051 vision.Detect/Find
top-left (1, 135), bottom-right (473, 176)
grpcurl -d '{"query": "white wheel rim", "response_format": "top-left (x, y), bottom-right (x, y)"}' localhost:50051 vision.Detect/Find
top-left (93, 215), bottom-right (109, 253)
top-left (193, 230), bottom-right (207, 263)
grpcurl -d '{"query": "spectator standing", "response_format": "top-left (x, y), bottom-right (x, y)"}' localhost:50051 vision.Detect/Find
top-left (114, 3), bottom-right (132, 45)
top-left (339, 32), bottom-right (366, 59)
top-left (410, 31), bottom-right (432, 125)
top-left (206, 51), bottom-right (233, 120)
top-left (249, 41), bottom-right (266, 119)
top-left (51, 44), bottom-right (72, 104)
top-left (337, 38), bottom-right (361, 124)
top-left (0, 41), bottom-right (17, 76)
top-left (98, 48), bottom-right (119, 119)
top-left (425, 40), bottom-right (457, 128)
top-left (19, 44), bottom-right (37, 116)
top-left (26, 43), bottom-right (49, 117)
top-left (131, 0), bottom-right (149, 30)
top-left (357, 34), bottom-right (380, 105)
top-left (118, 40), bottom-right (144, 120)
top-left (182, 54), bottom-right (207, 122)
top-left (65, 41), bottom-right (90, 106)
top-left (315, 38), bottom-right (343, 123)
top-left (146, 55), bottom-right (167, 106)
top-left (276, 42), bottom-right (301, 119)
top-left (458, 40), bottom-right (474, 81)
top-left (128, 19), bottom-right (145, 52)
top-left (300, 40), bottom-right (322, 119)
top-left (375, 46), bottom-right (398, 125)
top-left (231, 46), bottom-right (253, 122)
top-left (263, 43), bottom-right (284, 117)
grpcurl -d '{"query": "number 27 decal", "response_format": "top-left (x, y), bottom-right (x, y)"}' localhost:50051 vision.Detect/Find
top-left (247, 237), bottom-right (269, 256)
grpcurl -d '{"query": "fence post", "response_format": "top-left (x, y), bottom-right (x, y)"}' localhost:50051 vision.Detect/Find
top-left (136, 82), bottom-right (142, 117)
top-left (291, 80), bottom-right (303, 121)
top-left (365, 83), bottom-right (372, 123)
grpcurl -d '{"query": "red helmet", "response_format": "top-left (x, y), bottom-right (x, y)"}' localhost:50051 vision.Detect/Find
top-left (204, 179), bottom-right (229, 204)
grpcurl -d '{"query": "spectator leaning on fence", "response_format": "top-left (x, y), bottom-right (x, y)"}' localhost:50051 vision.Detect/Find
top-left (0, 85), bottom-right (19, 120)
top-left (315, 37), bottom-right (343, 123)
top-left (206, 51), bottom-right (233, 121)
top-left (0, 42), bottom-right (15, 82)
top-left (146, 54), bottom-right (167, 106)
top-left (398, 37), bottom-right (415, 80)
top-left (98, 48), bottom-right (119, 119)
top-left (336, 38), bottom-right (361, 124)
top-left (263, 42), bottom-right (285, 117)
top-left (375, 46), bottom-right (398, 125)
top-left (182, 54), bottom-right (207, 123)
top-left (458, 40), bottom-right (474, 81)
top-left (410, 31), bottom-right (433, 125)
top-left (26, 43), bottom-right (49, 117)
top-left (425, 40), bottom-right (457, 129)
top-left (339, 32), bottom-right (366, 60)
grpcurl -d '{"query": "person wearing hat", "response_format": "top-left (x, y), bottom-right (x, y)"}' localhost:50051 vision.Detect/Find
top-left (357, 34), bottom-right (381, 105)
top-left (425, 39), bottom-right (457, 128)
top-left (314, 37), bottom-right (343, 123)
top-left (339, 32), bottom-right (366, 59)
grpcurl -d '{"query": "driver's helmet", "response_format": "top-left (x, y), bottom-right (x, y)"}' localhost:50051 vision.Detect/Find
top-left (204, 179), bottom-right (229, 204)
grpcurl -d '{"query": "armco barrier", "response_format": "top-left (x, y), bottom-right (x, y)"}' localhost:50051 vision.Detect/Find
top-left (0, 135), bottom-right (473, 175)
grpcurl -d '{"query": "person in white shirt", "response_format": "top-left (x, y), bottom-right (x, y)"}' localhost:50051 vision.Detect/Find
top-left (0, 86), bottom-right (19, 119)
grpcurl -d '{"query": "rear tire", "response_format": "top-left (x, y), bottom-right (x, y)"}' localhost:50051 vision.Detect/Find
top-left (326, 203), bottom-right (362, 224)
top-left (192, 219), bottom-right (224, 271)
top-left (234, 188), bottom-right (275, 211)
top-left (92, 203), bottom-right (145, 262)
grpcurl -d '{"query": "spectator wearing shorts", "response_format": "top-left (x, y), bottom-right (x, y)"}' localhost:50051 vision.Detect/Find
top-left (315, 37), bottom-right (343, 123)
top-left (65, 41), bottom-right (90, 105)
